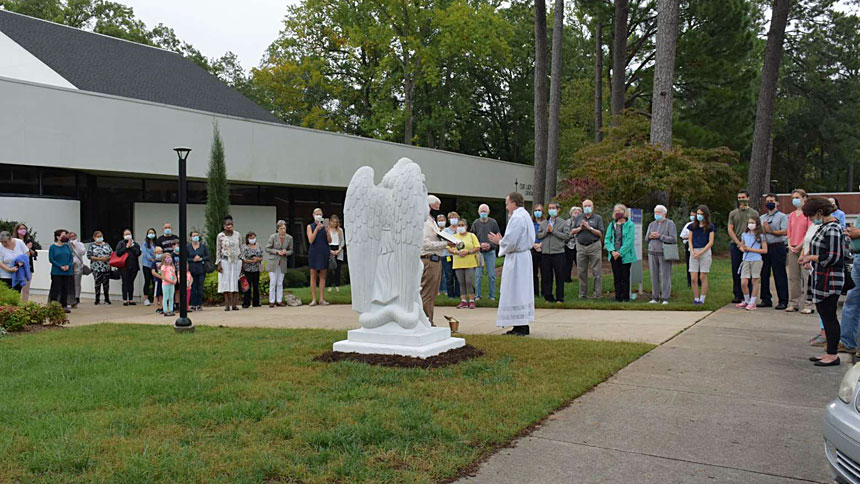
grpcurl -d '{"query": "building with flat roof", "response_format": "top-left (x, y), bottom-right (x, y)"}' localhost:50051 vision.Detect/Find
top-left (0, 9), bottom-right (533, 263)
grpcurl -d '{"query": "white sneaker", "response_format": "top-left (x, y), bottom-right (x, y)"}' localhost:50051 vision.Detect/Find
top-left (143, 299), bottom-right (151, 306)
top-left (661, 300), bottom-right (669, 305)
top-left (648, 299), bottom-right (658, 304)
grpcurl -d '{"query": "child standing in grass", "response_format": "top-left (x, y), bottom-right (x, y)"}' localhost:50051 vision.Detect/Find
top-left (737, 215), bottom-right (768, 311)
top-left (160, 254), bottom-right (177, 316)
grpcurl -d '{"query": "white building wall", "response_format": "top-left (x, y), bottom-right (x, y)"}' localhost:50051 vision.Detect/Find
top-left (0, 32), bottom-right (77, 89)
top-left (0, 77), bottom-right (534, 200)
top-left (0, 196), bottom-right (80, 241)
top-left (133, 202), bottom-right (277, 247)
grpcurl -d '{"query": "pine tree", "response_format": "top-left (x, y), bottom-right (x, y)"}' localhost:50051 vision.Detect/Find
top-left (205, 122), bottom-right (230, 250)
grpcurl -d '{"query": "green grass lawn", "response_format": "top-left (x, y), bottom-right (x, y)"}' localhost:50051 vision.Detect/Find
top-left (290, 258), bottom-right (733, 311)
top-left (0, 325), bottom-right (653, 483)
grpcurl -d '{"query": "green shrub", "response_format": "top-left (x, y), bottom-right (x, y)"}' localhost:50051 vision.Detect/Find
top-left (0, 283), bottom-right (21, 307)
top-left (0, 301), bottom-right (68, 332)
top-left (4, 308), bottom-right (28, 332)
top-left (285, 267), bottom-right (309, 288)
top-left (203, 266), bottom-right (318, 304)
top-left (41, 302), bottom-right (69, 326)
top-left (0, 306), bottom-right (15, 329)
top-left (16, 302), bottom-right (43, 326)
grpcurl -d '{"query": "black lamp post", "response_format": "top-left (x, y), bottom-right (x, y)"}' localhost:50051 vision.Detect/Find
top-left (174, 147), bottom-right (194, 333)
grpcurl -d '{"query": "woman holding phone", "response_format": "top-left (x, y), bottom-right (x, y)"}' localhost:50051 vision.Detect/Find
top-left (307, 208), bottom-right (332, 306)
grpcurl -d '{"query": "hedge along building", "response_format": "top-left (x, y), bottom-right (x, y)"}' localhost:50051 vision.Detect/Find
top-left (0, 10), bottom-right (532, 299)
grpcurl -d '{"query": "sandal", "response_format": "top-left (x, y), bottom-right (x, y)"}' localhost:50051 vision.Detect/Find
top-left (800, 308), bottom-right (815, 314)
top-left (309, 300), bottom-right (317, 307)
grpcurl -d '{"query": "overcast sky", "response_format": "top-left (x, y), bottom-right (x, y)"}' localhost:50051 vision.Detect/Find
top-left (122, 0), bottom-right (299, 69)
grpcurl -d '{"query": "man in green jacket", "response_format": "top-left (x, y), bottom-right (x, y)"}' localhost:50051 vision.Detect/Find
top-left (604, 204), bottom-right (637, 302)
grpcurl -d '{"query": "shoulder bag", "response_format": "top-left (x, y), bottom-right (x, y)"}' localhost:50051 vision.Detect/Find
top-left (109, 251), bottom-right (128, 269)
top-left (662, 243), bottom-right (680, 262)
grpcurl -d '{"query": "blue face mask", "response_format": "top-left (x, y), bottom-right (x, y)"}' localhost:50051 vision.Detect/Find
top-left (654, 214), bottom-right (664, 221)
top-left (192, 236), bottom-right (200, 243)
top-left (147, 233), bottom-right (156, 239)
top-left (792, 198), bottom-right (802, 207)
top-left (479, 212), bottom-right (488, 219)
top-left (155, 253), bottom-right (163, 260)
top-left (95, 237), bottom-right (104, 243)
top-left (812, 218), bottom-right (824, 225)
top-left (164, 229), bottom-right (172, 235)
top-left (690, 215), bottom-right (696, 222)
top-left (584, 206), bottom-right (593, 215)
top-left (534, 211), bottom-right (543, 219)
top-left (696, 214), bottom-right (704, 222)
top-left (548, 209), bottom-right (558, 218)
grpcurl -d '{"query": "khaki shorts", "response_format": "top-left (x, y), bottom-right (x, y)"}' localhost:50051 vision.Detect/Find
top-left (740, 260), bottom-right (763, 279)
top-left (688, 249), bottom-right (712, 273)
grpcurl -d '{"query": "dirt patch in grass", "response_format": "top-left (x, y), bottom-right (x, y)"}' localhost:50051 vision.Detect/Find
top-left (314, 344), bottom-right (484, 368)
top-left (6, 324), bottom-right (65, 335)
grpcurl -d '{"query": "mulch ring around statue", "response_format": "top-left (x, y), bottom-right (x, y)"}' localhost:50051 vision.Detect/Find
top-left (314, 345), bottom-right (484, 369)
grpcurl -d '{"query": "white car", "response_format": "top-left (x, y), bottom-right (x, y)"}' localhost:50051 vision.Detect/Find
top-left (825, 363), bottom-right (860, 483)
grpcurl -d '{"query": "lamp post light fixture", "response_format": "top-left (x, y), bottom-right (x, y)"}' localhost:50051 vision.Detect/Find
top-left (174, 147), bottom-right (194, 333)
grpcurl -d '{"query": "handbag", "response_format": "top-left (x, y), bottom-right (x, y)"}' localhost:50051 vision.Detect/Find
top-left (109, 251), bottom-right (128, 269)
top-left (109, 268), bottom-right (121, 280)
top-left (203, 260), bottom-right (216, 274)
top-left (329, 255), bottom-right (338, 272)
top-left (662, 243), bottom-right (680, 262)
top-left (82, 264), bottom-right (92, 276)
top-left (239, 274), bottom-right (250, 293)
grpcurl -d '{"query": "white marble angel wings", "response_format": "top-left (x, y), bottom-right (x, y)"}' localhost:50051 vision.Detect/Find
top-left (344, 158), bottom-right (430, 329)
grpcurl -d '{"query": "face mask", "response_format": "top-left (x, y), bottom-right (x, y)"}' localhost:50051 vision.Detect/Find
top-left (95, 237), bottom-right (104, 243)
top-left (696, 214), bottom-right (704, 222)
top-left (147, 233), bottom-right (156, 239)
top-left (164, 229), bottom-right (172, 235)
top-left (437, 221), bottom-right (446, 228)
top-left (174, 246), bottom-right (180, 253)
top-left (249, 238), bottom-right (257, 245)
top-left (155, 254), bottom-right (163, 260)
top-left (315, 215), bottom-right (323, 223)
top-left (584, 206), bottom-right (593, 215)
top-left (737, 199), bottom-right (748, 207)
top-left (654, 214), bottom-right (664, 221)
top-left (792, 198), bottom-right (802, 207)
top-left (479, 212), bottom-right (489, 219)
top-left (690, 215), bottom-right (696, 222)
top-left (124, 234), bottom-right (132, 240)
top-left (548, 209), bottom-right (558, 218)
top-left (449, 218), bottom-right (459, 226)
top-left (17, 229), bottom-right (26, 237)
top-left (614, 212), bottom-right (624, 220)
top-left (59, 236), bottom-right (69, 243)
top-left (192, 236), bottom-right (200, 243)
top-left (533, 211), bottom-right (542, 219)
top-left (812, 218), bottom-right (824, 225)
top-left (765, 202), bottom-right (776, 211)
top-left (747, 223), bottom-right (756, 231)
top-left (457, 227), bottom-right (466, 234)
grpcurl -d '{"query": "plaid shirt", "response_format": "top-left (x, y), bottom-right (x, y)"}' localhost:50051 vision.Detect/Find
top-left (809, 221), bottom-right (846, 304)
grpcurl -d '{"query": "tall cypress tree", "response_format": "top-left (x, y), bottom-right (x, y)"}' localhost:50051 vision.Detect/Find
top-left (205, 122), bottom-right (230, 250)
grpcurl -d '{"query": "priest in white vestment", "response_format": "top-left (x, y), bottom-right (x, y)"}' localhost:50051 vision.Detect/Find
top-left (488, 192), bottom-right (535, 335)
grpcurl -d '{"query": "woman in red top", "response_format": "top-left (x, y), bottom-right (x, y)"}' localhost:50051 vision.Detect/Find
top-left (785, 189), bottom-right (813, 313)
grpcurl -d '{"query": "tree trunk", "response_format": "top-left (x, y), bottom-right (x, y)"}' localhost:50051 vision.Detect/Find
top-left (533, 0), bottom-right (548, 205)
top-left (404, 70), bottom-right (414, 145)
top-left (764, 137), bottom-right (773, 195)
top-left (649, 0), bottom-right (680, 150)
top-left (594, 23), bottom-right (603, 143)
top-left (545, 0), bottom-right (564, 201)
top-left (610, 0), bottom-right (629, 123)
top-left (849, 163), bottom-right (855, 192)
top-left (747, 0), bottom-right (790, 206)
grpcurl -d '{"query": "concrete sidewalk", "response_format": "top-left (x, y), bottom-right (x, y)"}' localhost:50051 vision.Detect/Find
top-left (36, 296), bottom-right (708, 345)
top-left (459, 305), bottom-right (845, 484)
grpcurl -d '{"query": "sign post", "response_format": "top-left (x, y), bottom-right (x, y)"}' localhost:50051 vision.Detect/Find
top-left (630, 208), bottom-right (643, 299)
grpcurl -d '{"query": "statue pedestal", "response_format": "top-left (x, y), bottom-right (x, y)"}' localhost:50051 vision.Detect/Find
top-left (333, 322), bottom-right (465, 358)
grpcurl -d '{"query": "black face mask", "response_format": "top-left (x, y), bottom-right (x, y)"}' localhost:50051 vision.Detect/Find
top-left (430, 208), bottom-right (443, 220)
top-left (765, 202), bottom-right (776, 211)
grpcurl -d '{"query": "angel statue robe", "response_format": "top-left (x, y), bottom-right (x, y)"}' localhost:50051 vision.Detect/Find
top-left (497, 206), bottom-right (536, 327)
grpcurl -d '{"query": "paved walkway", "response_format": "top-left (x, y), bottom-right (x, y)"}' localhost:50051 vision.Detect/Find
top-left (459, 305), bottom-right (844, 484)
top-left (36, 296), bottom-right (708, 345)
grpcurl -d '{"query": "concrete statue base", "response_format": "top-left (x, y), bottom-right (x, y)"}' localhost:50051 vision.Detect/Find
top-left (333, 322), bottom-right (465, 358)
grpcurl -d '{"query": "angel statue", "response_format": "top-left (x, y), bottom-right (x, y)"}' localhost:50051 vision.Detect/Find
top-left (344, 158), bottom-right (431, 330)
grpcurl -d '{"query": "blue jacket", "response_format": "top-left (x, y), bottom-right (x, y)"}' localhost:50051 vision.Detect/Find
top-left (141, 242), bottom-right (156, 268)
top-left (11, 254), bottom-right (31, 288)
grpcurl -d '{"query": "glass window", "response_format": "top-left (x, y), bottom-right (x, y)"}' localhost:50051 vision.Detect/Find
top-left (0, 164), bottom-right (39, 195)
top-left (230, 184), bottom-right (259, 205)
top-left (188, 181), bottom-right (207, 204)
top-left (41, 168), bottom-right (78, 198)
top-left (143, 179), bottom-right (179, 203)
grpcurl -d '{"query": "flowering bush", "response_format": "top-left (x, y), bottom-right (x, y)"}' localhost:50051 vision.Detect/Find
top-left (0, 302), bottom-right (68, 332)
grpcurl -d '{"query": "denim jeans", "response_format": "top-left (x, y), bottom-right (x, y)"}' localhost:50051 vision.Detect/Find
top-left (474, 251), bottom-right (497, 299)
top-left (840, 261), bottom-right (860, 349)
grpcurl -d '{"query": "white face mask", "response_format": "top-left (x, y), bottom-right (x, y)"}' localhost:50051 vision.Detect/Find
top-left (124, 234), bottom-right (132, 240)
top-left (248, 238), bottom-right (257, 245)
top-left (314, 215), bottom-right (323, 223)
top-left (457, 226), bottom-right (466, 234)
top-left (747, 223), bottom-right (757, 231)
top-left (437, 221), bottom-right (446, 227)
top-left (449, 218), bottom-right (459, 226)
